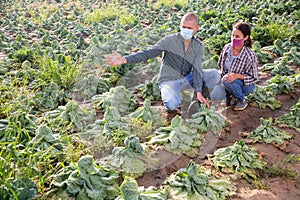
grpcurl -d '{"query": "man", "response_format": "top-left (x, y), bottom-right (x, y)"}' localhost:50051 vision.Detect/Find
top-left (104, 12), bottom-right (219, 115)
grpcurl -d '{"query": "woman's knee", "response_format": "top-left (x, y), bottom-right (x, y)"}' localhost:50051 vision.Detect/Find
top-left (221, 76), bottom-right (230, 87)
top-left (244, 84), bottom-right (256, 96)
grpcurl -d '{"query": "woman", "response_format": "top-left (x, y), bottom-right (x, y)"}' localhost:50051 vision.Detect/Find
top-left (212, 22), bottom-right (258, 111)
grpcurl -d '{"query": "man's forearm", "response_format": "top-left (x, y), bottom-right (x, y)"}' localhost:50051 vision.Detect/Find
top-left (124, 48), bottom-right (162, 64)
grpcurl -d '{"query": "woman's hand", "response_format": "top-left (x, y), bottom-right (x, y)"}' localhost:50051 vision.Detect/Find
top-left (197, 92), bottom-right (210, 109)
top-left (224, 72), bottom-right (244, 82)
top-left (104, 50), bottom-right (127, 66)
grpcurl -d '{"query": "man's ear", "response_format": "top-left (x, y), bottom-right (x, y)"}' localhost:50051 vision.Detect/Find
top-left (193, 25), bottom-right (199, 34)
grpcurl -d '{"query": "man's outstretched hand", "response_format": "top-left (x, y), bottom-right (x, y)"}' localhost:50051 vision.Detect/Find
top-left (104, 50), bottom-right (127, 66)
top-left (197, 92), bottom-right (210, 109)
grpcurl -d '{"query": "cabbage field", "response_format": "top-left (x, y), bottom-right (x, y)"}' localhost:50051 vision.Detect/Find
top-left (0, 0), bottom-right (300, 199)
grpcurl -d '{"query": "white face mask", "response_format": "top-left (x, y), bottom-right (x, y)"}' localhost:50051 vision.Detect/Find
top-left (180, 27), bottom-right (193, 40)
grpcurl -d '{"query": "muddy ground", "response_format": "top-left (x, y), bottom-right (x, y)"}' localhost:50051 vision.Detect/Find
top-left (136, 71), bottom-right (300, 200)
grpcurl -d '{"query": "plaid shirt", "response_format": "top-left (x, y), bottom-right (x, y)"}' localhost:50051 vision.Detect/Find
top-left (218, 43), bottom-right (258, 85)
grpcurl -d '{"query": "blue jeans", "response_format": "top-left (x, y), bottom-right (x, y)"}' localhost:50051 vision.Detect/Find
top-left (159, 69), bottom-right (219, 111)
top-left (222, 77), bottom-right (255, 101)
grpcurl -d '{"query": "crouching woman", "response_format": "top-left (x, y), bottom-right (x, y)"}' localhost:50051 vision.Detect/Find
top-left (213, 21), bottom-right (258, 110)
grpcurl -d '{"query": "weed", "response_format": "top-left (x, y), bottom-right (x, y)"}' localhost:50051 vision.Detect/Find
top-left (130, 118), bottom-right (154, 139)
top-left (35, 55), bottom-right (81, 91)
top-left (85, 3), bottom-right (124, 24)
top-left (261, 162), bottom-right (298, 180)
top-left (253, 179), bottom-right (270, 190)
top-left (283, 154), bottom-right (300, 164)
top-left (63, 136), bottom-right (90, 163)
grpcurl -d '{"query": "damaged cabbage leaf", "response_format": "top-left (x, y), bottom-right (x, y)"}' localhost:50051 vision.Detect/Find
top-left (34, 82), bottom-right (67, 111)
top-left (261, 58), bottom-right (294, 76)
top-left (247, 117), bottom-right (292, 146)
top-left (100, 135), bottom-right (159, 178)
top-left (270, 58), bottom-right (294, 76)
top-left (247, 85), bottom-right (281, 109)
top-left (72, 74), bottom-right (99, 99)
top-left (252, 41), bottom-right (273, 64)
top-left (29, 124), bottom-right (65, 154)
top-left (261, 39), bottom-right (286, 57)
top-left (50, 155), bottom-right (119, 200)
top-left (266, 74), bottom-right (294, 95)
top-left (282, 47), bottom-right (300, 66)
top-left (92, 85), bottom-right (138, 114)
top-left (100, 106), bottom-right (133, 146)
top-left (148, 115), bottom-right (202, 157)
top-left (80, 119), bottom-right (104, 140)
top-left (116, 176), bottom-right (168, 200)
top-left (165, 160), bottom-right (236, 200)
top-left (129, 98), bottom-right (165, 127)
top-left (0, 178), bottom-right (38, 200)
top-left (210, 140), bottom-right (265, 181)
top-left (140, 75), bottom-right (161, 101)
top-left (187, 103), bottom-right (226, 133)
top-left (97, 78), bottom-right (111, 94)
top-left (43, 101), bottom-right (95, 131)
top-left (261, 57), bottom-right (294, 76)
top-left (275, 99), bottom-right (300, 131)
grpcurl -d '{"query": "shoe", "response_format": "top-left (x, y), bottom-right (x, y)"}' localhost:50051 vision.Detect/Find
top-left (233, 100), bottom-right (248, 111)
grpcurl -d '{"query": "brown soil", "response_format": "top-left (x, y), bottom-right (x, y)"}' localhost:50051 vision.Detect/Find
top-left (137, 85), bottom-right (300, 199)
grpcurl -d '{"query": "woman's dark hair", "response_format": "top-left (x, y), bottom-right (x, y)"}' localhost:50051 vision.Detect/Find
top-left (233, 22), bottom-right (252, 48)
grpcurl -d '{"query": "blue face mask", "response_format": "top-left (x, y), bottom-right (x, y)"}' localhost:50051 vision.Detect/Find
top-left (180, 27), bottom-right (193, 40)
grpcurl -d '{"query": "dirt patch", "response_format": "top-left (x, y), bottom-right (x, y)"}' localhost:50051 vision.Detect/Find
top-left (137, 86), bottom-right (300, 199)
top-left (217, 86), bottom-right (300, 200)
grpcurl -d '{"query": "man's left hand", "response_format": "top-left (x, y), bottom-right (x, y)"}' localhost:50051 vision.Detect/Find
top-left (197, 92), bottom-right (210, 109)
